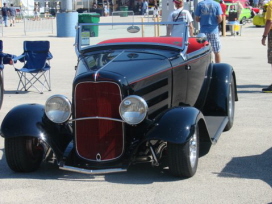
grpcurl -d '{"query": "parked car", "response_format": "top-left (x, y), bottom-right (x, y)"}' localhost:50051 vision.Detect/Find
top-left (226, 2), bottom-right (252, 24)
top-left (1, 21), bottom-right (238, 178)
top-left (253, 2), bottom-right (267, 27)
top-left (253, 13), bottom-right (265, 26)
top-left (224, 0), bottom-right (248, 7)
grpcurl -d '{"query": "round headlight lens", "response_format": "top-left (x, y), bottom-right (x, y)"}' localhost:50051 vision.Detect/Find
top-left (45, 95), bottom-right (71, 123)
top-left (119, 95), bottom-right (148, 125)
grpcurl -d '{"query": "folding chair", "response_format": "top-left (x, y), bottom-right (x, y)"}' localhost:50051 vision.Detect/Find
top-left (13, 41), bottom-right (53, 94)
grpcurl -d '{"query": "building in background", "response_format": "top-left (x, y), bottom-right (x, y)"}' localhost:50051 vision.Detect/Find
top-left (0, 0), bottom-right (163, 16)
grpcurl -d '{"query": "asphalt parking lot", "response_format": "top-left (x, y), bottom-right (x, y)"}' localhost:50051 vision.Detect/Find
top-left (0, 17), bottom-right (271, 204)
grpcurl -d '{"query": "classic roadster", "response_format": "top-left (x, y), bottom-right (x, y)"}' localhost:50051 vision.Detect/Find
top-left (1, 21), bottom-right (238, 178)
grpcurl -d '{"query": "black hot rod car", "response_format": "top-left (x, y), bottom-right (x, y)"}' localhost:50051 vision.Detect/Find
top-left (1, 22), bottom-right (238, 178)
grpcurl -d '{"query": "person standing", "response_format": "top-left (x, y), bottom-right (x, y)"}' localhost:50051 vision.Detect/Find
top-left (261, 0), bottom-right (272, 92)
top-left (153, 5), bottom-right (160, 18)
top-left (33, 4), bottom-right (40, 21)
top-left (253, 0), bottom-right (259, 7)
top-left (195, 0), bottom-right (223, 63)
top-left (8, 4), bottom-right (16, 27)
top-left (166, 0), bottom-right (194, 37)
top-left (236, 1), bottom-right (243, 20)
top-left (104, 4), bottom-right (109, 16)
top-left (93, 3), bottom-right (98, 9)
top-left (219, 0), bottom-right (227, 34)
top-left (142, 0), bottom-right (148, 16)
top-left (1, 3), bottom-right (9, 27)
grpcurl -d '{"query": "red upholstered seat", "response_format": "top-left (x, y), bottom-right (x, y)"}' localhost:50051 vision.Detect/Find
top-left (98, 37), bottom-right (208, 54)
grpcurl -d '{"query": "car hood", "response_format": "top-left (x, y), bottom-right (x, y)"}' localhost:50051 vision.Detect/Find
top-left (83, 50), bottom-right (175, 84)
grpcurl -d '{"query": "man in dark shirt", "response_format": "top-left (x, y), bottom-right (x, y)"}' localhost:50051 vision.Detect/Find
top-left (1, 3), bottom-right (9, 27)
top-left (9, 4), bottom-right (16, 26)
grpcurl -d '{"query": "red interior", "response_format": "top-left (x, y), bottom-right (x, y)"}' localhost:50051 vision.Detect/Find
top-left (98, 37), bottom-right (208, 54)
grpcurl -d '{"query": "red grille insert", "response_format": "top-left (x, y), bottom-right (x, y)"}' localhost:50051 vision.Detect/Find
top-left (75, 82), bottom-right (123, 161)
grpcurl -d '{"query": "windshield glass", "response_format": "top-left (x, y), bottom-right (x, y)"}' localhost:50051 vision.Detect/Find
top-left (75, 21), bottom-right (188, 52)
top-left (84, 51), bottom-right (122, 71)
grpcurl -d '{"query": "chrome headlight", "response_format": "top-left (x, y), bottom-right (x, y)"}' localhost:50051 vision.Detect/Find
top-left (45, 95), bottom-right (71, 123)
top-left (119, 95), bottom-right (148, 125)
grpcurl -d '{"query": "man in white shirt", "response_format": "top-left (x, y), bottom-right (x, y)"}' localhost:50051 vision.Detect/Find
top-left (166, 0), bottom-right (194, 37)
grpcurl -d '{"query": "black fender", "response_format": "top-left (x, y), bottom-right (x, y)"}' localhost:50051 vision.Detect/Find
top-left (202, 63), bottom-right (238, 116)
top-left (0, 104), bottom-right (72, 162)
top-left (145, 107), bottom-right (210, 145)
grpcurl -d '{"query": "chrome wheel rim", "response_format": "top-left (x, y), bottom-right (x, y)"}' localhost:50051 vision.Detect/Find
top-left (228, 83), bottom-right (233, 120)
top-left (189, 132), bottom-right (197, 168)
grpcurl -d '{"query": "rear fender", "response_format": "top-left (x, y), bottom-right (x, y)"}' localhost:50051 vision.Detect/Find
top-left (145, 107), bottom-right (210, 144)
top-left (0, 104), bottom-right (72, 162)
top-left (202, 63), bottom-right (238, 116)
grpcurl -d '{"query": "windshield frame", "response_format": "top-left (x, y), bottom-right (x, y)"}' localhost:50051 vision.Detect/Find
top-left (75, 21), bottom-right (189, 58)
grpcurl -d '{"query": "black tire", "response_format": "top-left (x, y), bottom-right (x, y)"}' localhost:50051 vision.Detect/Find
top-left (224, 75), bottom-right (235, 131)
top-left (0, 69), bottom-right (4, 110)
top-left (251, 10), bottom-right (256, 18)
top-left (167, 125), bottom-right (199, 178)
top-left (240, 17), bottom-right (247, 25)
top-left (5, 137), bottom-right (44, 172)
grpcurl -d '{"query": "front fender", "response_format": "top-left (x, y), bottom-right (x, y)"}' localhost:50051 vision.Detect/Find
top-left (1, 104), bottom-right (45, 138)
top-left (145, 107), bottom-right (205, 144)
top-left (0, 104), bottom-right (72, 162)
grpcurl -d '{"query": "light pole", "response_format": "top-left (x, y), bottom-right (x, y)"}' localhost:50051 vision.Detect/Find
top-left (88, 0), bottom-right (90, 12)
top-left (27, 0), bottom-right (29, 16)
top-left (61, 0), bottom-right (73, 11)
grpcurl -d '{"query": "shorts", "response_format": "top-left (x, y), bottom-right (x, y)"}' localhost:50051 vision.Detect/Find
top-left (205, 33), bottom-right (221, 53)
top-left (267, 30), bottom-right (272, 64)
top-left (10, 16), bottom-right (15, 20)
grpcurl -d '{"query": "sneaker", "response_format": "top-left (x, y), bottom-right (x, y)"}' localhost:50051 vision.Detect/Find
top-left (10, 23), bottom-right (12, 27)
top-left (262, 84), bottom-right (272, 93)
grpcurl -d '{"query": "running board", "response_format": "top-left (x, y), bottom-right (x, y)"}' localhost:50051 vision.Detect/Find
top-left (205, 116), bottom-right (228, 144)
top-left (60, 165), bottom-right (127, 175)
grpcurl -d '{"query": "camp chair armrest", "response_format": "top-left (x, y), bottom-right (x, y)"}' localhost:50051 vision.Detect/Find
top-left (47, 52), bottom-right (53, 60)
top-left (12, 54), bottom-right (25, 62)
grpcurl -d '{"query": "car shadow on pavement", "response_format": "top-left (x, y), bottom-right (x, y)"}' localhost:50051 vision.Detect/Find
top-left (105, 163), bottom-right (181, 184)
top-left (215, 147), bottom-right (272, 188)
top-left (237, 84), bottom-right (267, 93)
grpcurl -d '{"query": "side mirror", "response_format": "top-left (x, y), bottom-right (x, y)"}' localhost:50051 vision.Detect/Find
top-left (196, 33), bottom-right (207, 43)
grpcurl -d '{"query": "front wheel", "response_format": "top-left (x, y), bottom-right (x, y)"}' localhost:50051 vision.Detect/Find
top-left (5, 137), bottom-right (44, 172)
top-left (167, 125), bottom-right (199, 178)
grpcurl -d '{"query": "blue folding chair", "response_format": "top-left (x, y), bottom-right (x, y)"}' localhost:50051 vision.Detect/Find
top-left (13, 41), bottom-right (53, 94)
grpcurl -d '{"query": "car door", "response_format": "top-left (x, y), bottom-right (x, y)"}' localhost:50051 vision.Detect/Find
top-left (185, 51), bottom-right (211, 107)
top-left (171, 56), bottom-right (188, 107)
